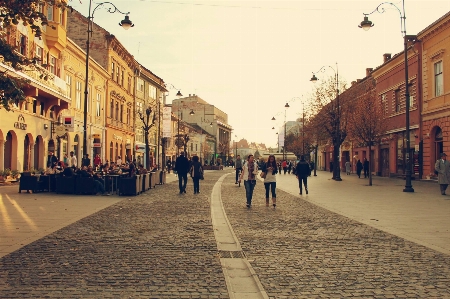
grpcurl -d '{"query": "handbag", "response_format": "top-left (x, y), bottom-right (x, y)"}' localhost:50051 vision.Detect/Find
top-left (260, 171), bottom-right (266, 179)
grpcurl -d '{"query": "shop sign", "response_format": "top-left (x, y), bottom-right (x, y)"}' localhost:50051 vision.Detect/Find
top-left (14, 114), bottom-right (27, 130)
top-left (135, 144), bottom-right (146, 152)
top-left (93, 134), bottom-right (101, 147)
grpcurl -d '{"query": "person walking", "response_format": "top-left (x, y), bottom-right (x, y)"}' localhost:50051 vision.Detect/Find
top-left (363, 158), bottom-right (369, 178)
top-left (435, 153), bottom-right (450, 195)
top-left (295, 155), bottom-right (311, 195)
top-left (166, 159), bottom-right (172, 174)
top-left (356, 159), bottom-right (363, 178)
top-left (239, 154), bottom-right (258, 208)
top-left (345, 160), bottom-right (351, 175)
top-left (69, 151), bottom-right (77, 168)
top-left (175, 151), bottom-right (190, 194)
top-left (287, 160), bottom-right (292, 174)
top-left (235, 155), bottom-right (243, 184)
top-left (189, 156), bottom-right (203, 194)
top-left (282, 160), bottom-right (287, 175)
top-left (261, 155), bottom-right (278, 208)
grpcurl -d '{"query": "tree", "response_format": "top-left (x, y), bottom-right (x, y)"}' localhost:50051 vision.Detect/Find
top-left (309, 76), bottom-right (349, 180)
top-left (347, 77), bottom-right (387, 186)
top-left (0, 0), bottom-right (70, 110)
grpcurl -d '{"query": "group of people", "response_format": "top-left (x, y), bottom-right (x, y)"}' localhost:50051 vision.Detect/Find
top-left (344, 158), bottom-right (370, 178)
top-left (236, 154), bottom-right (312, 209)
top-left (173, 152), bottom-right (204, 194)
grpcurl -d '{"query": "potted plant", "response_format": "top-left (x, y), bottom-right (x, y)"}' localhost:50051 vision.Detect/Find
top-left (11, 169), bottom-right (20, 181)
top-left (3, 168), bottom-right (11, 179)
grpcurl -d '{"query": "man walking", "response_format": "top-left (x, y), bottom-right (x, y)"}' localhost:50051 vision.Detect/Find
top-left (295, 155), bottom-right (311, 195)
top-left (435, 153), bottom-right (450, 195)
top-left (363, 158), bottom-right (369, 178)
top-left (235, 155), bottom-right (243, 184)
top-left (175, 151), bottom-right (190, 194)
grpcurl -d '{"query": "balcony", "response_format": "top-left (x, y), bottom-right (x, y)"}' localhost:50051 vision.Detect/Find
top-left (45, 21), bottom-right (67, 51)
top-left (106, 117), bottom-right (134, 132)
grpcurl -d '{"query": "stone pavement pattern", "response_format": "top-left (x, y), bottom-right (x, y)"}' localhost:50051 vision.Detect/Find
top-left (0, 171), bottom-right (229, 298)
top-left (221, 173), bottom-right (450, 299)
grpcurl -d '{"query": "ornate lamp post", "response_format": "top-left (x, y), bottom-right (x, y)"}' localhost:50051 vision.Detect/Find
top-left (310, 63), bottom-right (342, 181)
top-left (271, 103), bottom-right (290, 161)
top-left (83, 1), bottom-right (133, 160)
top-left (358, 1), bottom-right (415, 192)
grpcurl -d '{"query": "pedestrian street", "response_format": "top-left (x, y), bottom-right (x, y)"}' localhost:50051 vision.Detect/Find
top-left (0, 169), bottom-right (449, 298)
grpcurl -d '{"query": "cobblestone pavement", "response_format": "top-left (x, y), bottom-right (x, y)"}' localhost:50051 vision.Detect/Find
top-left (0, 171), bottom-right (229, 298)
top-left (221, 173), bottom-right (450, 299)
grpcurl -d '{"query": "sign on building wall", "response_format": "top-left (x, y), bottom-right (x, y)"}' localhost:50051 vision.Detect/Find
top-left (162, 107), bottom-right (172, 138)
top-left (278, 132), bottom-right (284, 147)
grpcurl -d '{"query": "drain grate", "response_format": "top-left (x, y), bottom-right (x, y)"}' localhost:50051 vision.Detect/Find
top-left (218, 250), bottom-right (246, 259)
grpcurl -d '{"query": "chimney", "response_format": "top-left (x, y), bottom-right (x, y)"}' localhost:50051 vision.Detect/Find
top-left (366, 68), bottom-right (373, 77)
top-left (189, 94), bottom-right (191, 97)
top-left (351, 81), bottom-right (357, 86)
top-left (383, 53), bottom-right (392, 62)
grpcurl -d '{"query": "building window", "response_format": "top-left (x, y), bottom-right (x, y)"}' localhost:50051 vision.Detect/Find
top-left (128, 76), bottom-right (132, 92)
top-left (35, 45), bottom-right (43, 65)
top-left (49, 55), bottom-right (56, 74)
top-left (126, 108), bottom-right (130, 124)
top-left (120, 104), bottom-right (123, 122)
top-left (394, 89), bottom-right (400, 113)
top-left (111, 62), bottom-right (115, 79)
top-left (76, 81), bottom-right (82, 109)
top-left (381, 93), bottom-right (387, 115)
top-left (137, 78), bottom-right (144, 92)
top-left (435, 61), bottom-right (443, 97)
top-left (121, 70), bottom-right (125, 87)
top-left (115, 102), bottom-right (119, 121)
top-left (40, 101), bottom-right (45, 116)
top-left (409, 95), bottom-right (414, 108)
top-left (149, 85), bottom-right (156, 99)
top-left (50, 106), bottom-right (55, 119)
top-left (96, 94), bottom-right (101, 117)
top-left (190, 143), bottom-right (193, 152)
top-left (33, 99), bottom-right (37, 113)
top-left (47, 5), bottom-right (53, 21)
top-left (59, 8), bottom-right (64, 25)
top-left (136, 101), bottom-right (143, 114)
top-left (65, 74), bottom-right (72, 98)
top-left (18, 34), bottom-right (27, 56)
top-left (116, 66), bottom-right (119, 83)
top-left (110, 100), bottom-right (114, 118)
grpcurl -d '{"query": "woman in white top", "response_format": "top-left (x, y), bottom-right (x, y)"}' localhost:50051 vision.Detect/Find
top-left (261, 155), bottom-right (278, 208)
top-left (238, 154), bottom-right (259, 208)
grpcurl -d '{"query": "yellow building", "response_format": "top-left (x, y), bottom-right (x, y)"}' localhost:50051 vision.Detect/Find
top-left (418, 11), bottom-right (450, 176)
top-left (67, 9), bottom-right (137, 163)
top-left (0, 3), bottom-right (71, 171)
top-left (134, 65), bottom-right (167, 168)
top-left (62, 38), bottom-right (109, 165)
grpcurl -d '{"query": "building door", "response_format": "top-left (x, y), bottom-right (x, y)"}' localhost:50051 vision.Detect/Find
top-left (23, 134), bottom-right (31, 171)
top-left (380, 148), bottom-right (389, 177)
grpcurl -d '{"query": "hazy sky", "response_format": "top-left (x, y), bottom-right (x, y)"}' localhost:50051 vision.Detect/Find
top-left (71, 0), bottom-right (450, 148)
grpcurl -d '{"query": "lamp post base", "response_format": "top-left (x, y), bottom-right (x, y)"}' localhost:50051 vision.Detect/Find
top-left (403, 187), bottom-right (414, 192)
top-left (334, 177), bottom-right (342, 181)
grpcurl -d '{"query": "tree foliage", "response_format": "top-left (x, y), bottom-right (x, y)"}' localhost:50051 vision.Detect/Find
top-left (0, 0), bottom-right (71, 110)
top-left (347, 77), bottom-right (386, 185)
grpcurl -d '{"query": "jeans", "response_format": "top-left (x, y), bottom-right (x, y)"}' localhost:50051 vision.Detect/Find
top-left (178, 173), bottom-right (188, 192)
top-left (364, 169), bottom-right (369, 178)
top-left (235, 167), bottom-right (242, 182)
top-left (193, 177), bottom-right (200, 193)
top-left (264, 182), bottom-right (276, 198)
top-left (244, 180), bottom-right (256, 206)
top-left (440, 184), bottom-right (448, 195)
top-left (298, 176), bottom-right (308, 193)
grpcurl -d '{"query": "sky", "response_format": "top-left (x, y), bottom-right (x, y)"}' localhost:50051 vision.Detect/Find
top-left (70, 0), bottom-right (450, 148)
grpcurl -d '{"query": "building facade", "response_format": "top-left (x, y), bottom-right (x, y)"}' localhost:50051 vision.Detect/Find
top-left (0, 4), bottom-right (71, 172)
top-left (418, 12), bottom-right (450, 178)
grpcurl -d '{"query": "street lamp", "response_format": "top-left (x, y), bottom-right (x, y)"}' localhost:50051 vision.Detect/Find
top-left (176, 103), bottom-right (194, 157)
top-left (271, 103), bottom-right (289, 160)
top-left (310, 63), bottom-right (342, 181)
top-left (83, 1), bottom-right (133, 161)
top-left (359, 1), bottom-right (415, 192)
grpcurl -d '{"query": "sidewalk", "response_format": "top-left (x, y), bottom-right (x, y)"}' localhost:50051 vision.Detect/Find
top-left (0, 173), bottom-right (179, 258)
top-left (274, 170), bottom-right (450, 255)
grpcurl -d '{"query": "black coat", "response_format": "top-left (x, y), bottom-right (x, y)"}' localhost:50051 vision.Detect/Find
top-left (190, 161), bottom-right (203, 178)
top-left (175, 155), bottom-right (190, 175)
top-left (295, 161), bottom-right (311, 178)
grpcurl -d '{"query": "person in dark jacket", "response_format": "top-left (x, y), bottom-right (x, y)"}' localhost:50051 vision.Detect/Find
top-left (175, 151), bottom-right (190, 194)
top-left (295, 155), bottom-right (311, 195)
top-left (363, 158), bottom-right (370, 178)
top-left (189, 155), bottom-right (203, 194)
top-left (356, 159), bottom-right (363, 178)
